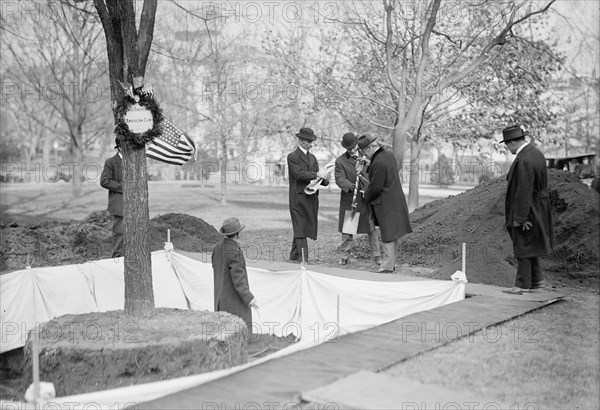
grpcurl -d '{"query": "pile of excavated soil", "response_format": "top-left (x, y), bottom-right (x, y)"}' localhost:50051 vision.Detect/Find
top-left (354, 169), bottom-right (599, 287)
top-left (0, 211), bottom-right (222, 273)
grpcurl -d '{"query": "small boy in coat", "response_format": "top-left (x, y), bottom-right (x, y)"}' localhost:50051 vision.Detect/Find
top-left (212, 217), bottom-right (259, 333)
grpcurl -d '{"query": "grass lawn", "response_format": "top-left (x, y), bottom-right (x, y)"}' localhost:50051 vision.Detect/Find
top-left (383, 292), bottom-right (600, 409)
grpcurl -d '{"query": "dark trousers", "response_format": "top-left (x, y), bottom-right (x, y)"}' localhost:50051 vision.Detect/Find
top-left (112, 215), bottom-right (124, 258)
top-left (515, 256), bottom-right (544, 289)
top-left (290, 237), bottom-right (309, 262)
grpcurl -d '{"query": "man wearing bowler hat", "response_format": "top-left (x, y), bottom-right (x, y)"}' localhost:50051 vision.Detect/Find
top-left (100, 137), bottom-right (124, 258)
top-left (287, 127), bottom-right (331, 263)
top-left (334, 132), bottom-right (381, 266)
top-left (212, 217), bottom-right (259, 331)
top-left (500, 125), bottom-right (554, 295)
top-left (357, 134), bottom-right (412, 273)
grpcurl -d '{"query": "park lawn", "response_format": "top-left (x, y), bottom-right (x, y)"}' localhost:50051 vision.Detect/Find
top-left (383, 292), bottom-right (600, 409)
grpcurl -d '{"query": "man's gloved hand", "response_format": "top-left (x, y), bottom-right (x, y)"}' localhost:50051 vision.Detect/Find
top-left (249, 298), bottom-right (259, 310)
top-left (513, 220), bottom-right (533, 231)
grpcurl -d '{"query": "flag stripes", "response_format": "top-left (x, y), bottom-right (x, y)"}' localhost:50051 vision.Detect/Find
top-left (146, 118), bottom-right (195, 165)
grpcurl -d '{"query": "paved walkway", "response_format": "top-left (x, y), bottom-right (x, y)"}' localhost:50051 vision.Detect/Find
top-left (140, 257), bottom-right (562, 409)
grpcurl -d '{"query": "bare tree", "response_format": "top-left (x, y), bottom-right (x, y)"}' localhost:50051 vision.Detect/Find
top-left (1, 1), bottom-right (111, 194)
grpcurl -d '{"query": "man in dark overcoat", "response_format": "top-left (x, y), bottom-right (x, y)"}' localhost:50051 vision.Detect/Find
top-left (334, 132), bottom-right (381, 266)
top-left (100, 138), bottom-right (124, 258)
top-left (212, 217), bottom-right (258, 331)
top-left (500, 125), bottom-right (554, 294)
top-left (358, 134), bottom-right (412, 273)
top-left (287, 127), bottom-right (331, 263)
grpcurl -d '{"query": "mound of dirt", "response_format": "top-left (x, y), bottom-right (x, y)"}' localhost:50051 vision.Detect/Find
top-left (354, 169), bottom-right (599, 287)
top-left (0, 211), bottom-right (222, 273)
top-left (150, 213), bottom-right (223, 254)
top-left (22, 309), bottom-right (248, 397)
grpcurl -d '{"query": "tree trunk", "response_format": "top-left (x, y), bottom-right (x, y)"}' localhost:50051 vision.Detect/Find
top-left (392, 123), bottom-right (406, 173)
top-left (122, 144), bottom-right (154, 316)
top-left (42, 134), bottom-right (51, 165)
top-left (407, 139), bottom-right (421, 213)
top-left (220, 140), bottom-right (227, 205)
top-left (71, 148), bottom-right (83, 197)
top-left (94, 0), bottom-right (158, 317)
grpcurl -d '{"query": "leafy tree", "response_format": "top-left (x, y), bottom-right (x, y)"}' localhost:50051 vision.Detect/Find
top-left (310, 0), bottom-right (559, 210)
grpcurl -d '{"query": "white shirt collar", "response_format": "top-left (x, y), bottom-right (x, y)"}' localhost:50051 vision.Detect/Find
top-left (118, 152), bottom-right (123, 159)
top-left (299, 146), bottom-right (308, 155)
top-left (515, 142), bottom-right (527, 156)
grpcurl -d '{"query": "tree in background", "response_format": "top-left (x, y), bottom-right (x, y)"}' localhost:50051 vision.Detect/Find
top-left (1, 0), bottom-right (111, 194)
top-left (309, 0), bottom-right (558, 210)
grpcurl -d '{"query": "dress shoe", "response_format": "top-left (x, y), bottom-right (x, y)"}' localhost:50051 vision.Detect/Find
top-left (374, 256), bottom-right (383, 265)
top-left (502, 287), bottom-right (529, 295)
top-left (531, 281), bottom-right (548, 290)
top-left (370, 267), bottom-right (395, 273)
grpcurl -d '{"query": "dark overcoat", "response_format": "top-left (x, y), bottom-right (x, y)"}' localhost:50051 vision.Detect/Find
top-left (334, 152), bottom-right (371, 234)
top-left (100, 153), bottom-right (123, 216)
top-left (287, 148), bottom-right (328, 239)
top-left (505, 143), bottom-right (554, 258)
top-left (212, 238), bottom-right (254, 329)
top-left (363, 148), bottom-right (412, 242)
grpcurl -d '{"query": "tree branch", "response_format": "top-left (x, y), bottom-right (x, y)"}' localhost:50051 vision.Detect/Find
top-left (137, 0), bottom-right (158, 74)
top-left (438, 0), bottom-right (557, 91)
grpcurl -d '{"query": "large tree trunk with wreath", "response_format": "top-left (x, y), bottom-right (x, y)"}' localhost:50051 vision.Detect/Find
top-left (94, 0), bottom-right (158, 316)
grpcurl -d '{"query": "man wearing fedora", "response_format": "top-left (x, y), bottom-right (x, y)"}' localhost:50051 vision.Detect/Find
top-left (100, 137), bottom-right (124, 258)
top-left (500, 125), bottom-right (554, 295)
top-left (357, 134), bottom-right (412, 273)
top-left (334, 132), bottom-right (381, 266)
top-left (287, 127), bottom-right (331, 263)
top-left (212, 217), bottom-right (259, 331)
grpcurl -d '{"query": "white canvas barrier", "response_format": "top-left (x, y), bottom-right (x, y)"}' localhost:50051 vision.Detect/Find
top-left (1, 252), bottom-right (187, 352)
top-left (0, 249), bottom-right (465, 408)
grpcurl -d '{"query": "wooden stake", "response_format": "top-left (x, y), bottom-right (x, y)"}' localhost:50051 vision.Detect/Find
top-left (167, 229), bottom-right (170, 243)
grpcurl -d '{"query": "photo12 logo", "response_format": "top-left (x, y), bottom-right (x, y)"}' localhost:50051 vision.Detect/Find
top-left (1, 81), bottom-right (104, 104)
top-left (188, 1), bottom-right (340, 24)
top-left (1, 162), bottom-right (103, 184)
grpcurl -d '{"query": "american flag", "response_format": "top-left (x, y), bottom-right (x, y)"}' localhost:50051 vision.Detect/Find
top-left (146, 118), bottom-right (196, 165)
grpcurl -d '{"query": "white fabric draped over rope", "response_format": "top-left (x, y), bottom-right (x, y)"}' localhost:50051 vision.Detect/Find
top-left (0, 249), bottom-right (465, 407)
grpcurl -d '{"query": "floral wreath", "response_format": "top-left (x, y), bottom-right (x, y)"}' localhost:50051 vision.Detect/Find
top-left (114, 80), bottom-right (163, 150)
